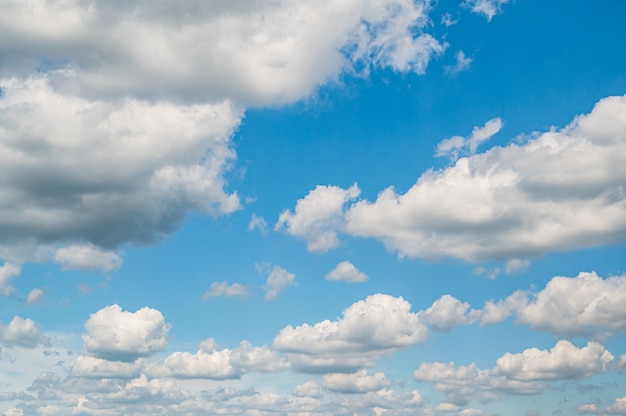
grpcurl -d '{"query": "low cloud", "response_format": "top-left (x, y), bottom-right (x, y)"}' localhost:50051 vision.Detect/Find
top-left (203, 281), bottom-right (250, 300)
top-left (54, 244), bottom-right (122, 272)
top-left (325, 261), bottom-right (368, 283)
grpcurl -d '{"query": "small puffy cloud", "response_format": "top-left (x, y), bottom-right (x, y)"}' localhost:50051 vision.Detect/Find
top-left (248, 214), bottom-right (268, 235)
top-left (25, 288), bottom-right (44, 305)
top-left (69, 355), bottom-right (143, 379)
top-left (435, 118), bottom-right (502, 160)
top-left (275, 184), bottom-right (360, 252)
top-left (325, 261), bottom-right (368, 283)
top-left (494, 340), bottom-right (614, 381)
top-left (607, 396), bottom-right (626, 414)
top-left (504, 258), bottom-right (530, 274)
top-left (83, 304), bottom-right (170, 362)
top-left (577, 403), bottom-right (601, 414)
top-left (0, 316), bottom-right (41, 348)
top-left (147, 341), bottom-right (286, 379)
top-left (423, 294), bottom-right (477, 331)
top-left (322, 369), bottom-right (390, 394)
top-left (445, 50), bottom-right (473, 76)
top-left (274, 294), bottom-right (427, 372)
top-left (292, 381), bottom-right (322, 398)
top-left (0, 263), bottom-right (20, 296)
top-left (464, 0), bottom-right (510, 21)
top-left (202, 281), bottom-right (250, 300)
top-left (263, 265), bottom-right (296, 301)
top-left (54, 244), bottom-right (122, 272)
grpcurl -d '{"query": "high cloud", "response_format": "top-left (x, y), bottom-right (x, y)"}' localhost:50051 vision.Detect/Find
top-left (281, 95), bottom-right (626, 262)
top-left (82, 304), bottom-right (170, 362)
top-left (273, 293), bottom-right (427, 372)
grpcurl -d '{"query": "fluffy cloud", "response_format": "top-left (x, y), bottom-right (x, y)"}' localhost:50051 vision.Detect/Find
top-left (0, 0), bottom-right (443, 106)
top-left (292, 380), bottom-right (322, 398)
top-left (0, 262), bottom-right (20, 296)
top-left (54, 244), bottom-right (122, 272)
top-left (464, 0), bottom-right (510, 21)
top-left (325, 261), bottom-right (368, 283)
top-left (436, 118), bottom-right (502, 160)
top-left (82, 304), bottom-right (170, 362)
top-left (262, 265), bottom-right (296, 300)
top-left (0, 316), bottom-right (41, 347)
top-left (607, 397), bottom-right (626, 414)
top-left (422, 295), bottom-right (477, 331)
top-left (322, 369), bottom-right (390, 394)
top-left (202, 281), bottom-right (250, 300)
top-left (69, 355), bottom-right (143, 379)
top-left (25, 288), bottom-right (44, 305)
top-left (0, 76), bottom-right (241, 252)
top-left (342, 94), bottom-right (626, 261)
top-left (275, 184), bottom-right (360, 252)
top-left (147, 340), bottom-right (286, 379)
top-left (273, 294), bottom-right (427, 372)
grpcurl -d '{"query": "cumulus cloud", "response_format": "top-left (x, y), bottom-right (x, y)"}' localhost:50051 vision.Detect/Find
top-left (422, 295), bottom-right (477, 331)
top-left (82, 304), bottom-right (170, 362)
top-left (322, 369), bottom-right (390, 394)
top-left (273, 294), bottom-right (427, 372)
top-left (25, 288), bottom-right (44, 305)
top-left (54, 244), bottom-right (122, 272)
top-left (342, 94), bottom-right (626, 261)
top-left (0, 316), bottom-right (41, 348)
top-left (292, 381), bottom-right (322, 398)
top-left (607, 397), bottom-right (626, 414)
top-left (69, 355), bottom-right (143, 379)
top-left (0, 0), bottom-right (443, 105)
top-left (0, 262), bottom-right (20, 296)
top-left (0, 76), bottom-right (241, 252)
top-left (262, 265), bottom-right (296, 301)
top-left (275, 184), bottom-right (360, 252)
top-left (147, 340), bottom-right (286, 379)
top-left (464, 0), bottom-right (510, 21)
top-left (202, 281), bottom-right (250, 300)
top-left (436, 118), bottom-right (502, 160)
top-left (325, 261), bottom-right (368, 283)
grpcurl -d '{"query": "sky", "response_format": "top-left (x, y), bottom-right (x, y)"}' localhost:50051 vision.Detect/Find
top-left (0, 0), bottom-right (625, 415)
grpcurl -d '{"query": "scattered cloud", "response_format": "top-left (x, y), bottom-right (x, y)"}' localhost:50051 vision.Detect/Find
top-left (248, 214), bottom-right (268, 235)
top-left (0, 316), bottom-right (41, 348)
top-left (202, 281), bottom-right (250, 300)
top-left (445, 50), bottom-right (473, 76)
top-left (292, 380), bottom-right (323, 398)
top-left (325, 261), bottom-right (368, 283)
top-left (422, 295), bottom-right (477, 331)
top-left (69, 355), bottom-right (143, 379)
top-left (25, 288), bottom-right (44, 305)
top-left (262, 265), bottom-right (296, 301)
top-left (441, 13), bottom-right (459, 27)
top-left (464, 0), bottom-right (510, 21)
top-left (82, 304), bottom-right (170, 362)
top-left (435, 118), bottom-right (502, 160)
top-left (607, 396), bottom-right (626, 414)
top-left (0, 262), bottom-right (20, 296)
top-left (54, 244), bottom-right (122, 272)
top-left (322, 369), bottom-right (391, 394)
top-left (273, 294), bottom-right (427, 372)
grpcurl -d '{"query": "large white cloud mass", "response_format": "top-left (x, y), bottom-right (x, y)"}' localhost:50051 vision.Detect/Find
top-left (281, 95), bottom-right (626, 262)
top-left (82, 304), bottom-right (170, 362)
top-left (273, 293), bottom-right (427, 372)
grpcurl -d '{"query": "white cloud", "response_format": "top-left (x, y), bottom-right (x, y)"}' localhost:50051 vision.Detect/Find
top-left (0, 0), bottom-right (443, 106)
top-left (82, 304), bottom-right (170, 362)
top-left (54, 244), bottom-right (122, 272)
top-left (423, 295), bottom-right (477, 331)
top-left (494, 340), bottom-right (614, 381)
top-left (503, 258), bottom-right (530, 274)
top-left (273, 294), bottom-right (427, 372)
top-left (292, 380), bottom-right (322, 398)
top-left (0, 316), bottom-right (41, 348)
top-left (0, 76), bottom-right (241, 252)
top-left (263, 265), bottom-right (296, 300)
top-left (25, 288), bottom-right (44, 305)
top-left (435, 118), bottom-right (502, 160)
top-left (69, 355), bottom-right (143, 379)
top-left (577, 403), bottom-right (600, 415)
top-left (276, 184), bottom-right (360, 252)
top-left (322, 369), bottom-right (390, 394)
top-left (607, 396), bottom-right (626, 414)
top-left (325, 261), bottom-right (368, 283)
top-left (202, 281), bottom-right (250, 300)
top-left (248, 214), bottom-right (268, 235)
top-left (441, 13), bottom-right (459, 27)
top-left (147, 340), bottom-right (286, 379)
top-left (445, 50), bottom-right (473, 76)
top-left (343, 95), bottom-right (626, 262)
top-left (0, 262), bottom-right (20, 296)
top-left (464, 0), bottom-right (510, 21)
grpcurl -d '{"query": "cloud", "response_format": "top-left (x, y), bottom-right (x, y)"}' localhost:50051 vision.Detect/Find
top-left (147, 340), bottom-right (286, 379)
top-left (322, 369), bottom-right (391, 394)
top-left (69, 355), bottom-right (143, 379)
top-left (343, 95), bottom-right (626, 261)
top-left (435, 117), bottom-right (502, 159)
top-left (54, 244), bottom-right (122, 272)
top-left (275, 184), bottom-right (360, 252)
top-left (25, 288), bottom-right (44, 305)
top-left (82, 304), bottom-right (170, 362)
top-left (273, 294), bottom-right (427, 372)
top-left (577, 404), bottom-right (601, 415)
top-left (414, 340), bottom-right (614, 404)
top-left (0, 316), bottom-right (41, 348)
top-left (0, 0), bottom-right (443, 105)
top-left (464, 0), bottom-right (510, 21)
top-left (292, 381), bottom-right (322, 398)
top-left (0, 75), bottom-right (241, 252)
top-left (325, 261), bottom-right (368, 283)
top-left (262, 265), bottom-right (296, 300)
top-left (422, 295), bottom-right (477, 331)
top-left (445, 50), bottom-right (473, 76)
top-left (607, 397), bottom-right (626, 414)
top-left (0, 262), bottom-right (20, 296)
top-left (202, 281), bottom-right (250, 300)
top-left (248, 214), bottom-right (268, 235)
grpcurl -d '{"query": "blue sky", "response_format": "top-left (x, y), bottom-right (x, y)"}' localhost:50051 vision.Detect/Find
top-left (0, 0), bottom-right (625, 415)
